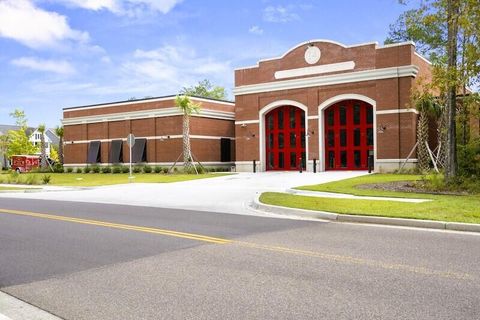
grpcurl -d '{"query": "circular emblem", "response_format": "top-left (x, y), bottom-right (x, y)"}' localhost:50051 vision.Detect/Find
top-left (304, 46), bottom-right (321, 64)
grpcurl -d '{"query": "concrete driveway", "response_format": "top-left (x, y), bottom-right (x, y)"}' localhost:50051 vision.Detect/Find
top-left (0, 171), bottom-right (367, 215)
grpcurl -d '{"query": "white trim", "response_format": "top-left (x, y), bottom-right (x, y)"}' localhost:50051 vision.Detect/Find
top-left (377, 41), bottom-right (416, 49)
top-left (307, 115), bottom-right (319, 120)
top-left (414, 52), bottom-right (432, 65)
top-left (377, 109), bottom-right (419, 115)
top-left (65, 135), bottom-right (234, 144)
top-left (377, 158), bottom-right (418, 163)
top-left (235, 120), bottom-right (260, 125)
top-left (274, 61), bottom-right (355, 79)
top-left (64, 96), bottom-right (234, 112)
top-left (62, 107), bottom-right (235, 125)
top-left (233, 65), bottom-right (419, 96)
top-left (318, 94), bottom-right (377, 172)
top-left (258, 100), bottom-right (309, 172)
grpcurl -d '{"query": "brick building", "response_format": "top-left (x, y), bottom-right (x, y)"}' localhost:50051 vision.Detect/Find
top-left (63, 39), bottom-right (438, 172)
top-left (62, 96), bottom-right (235, 168)
top-left (234, 39), bottom-right (432, 172)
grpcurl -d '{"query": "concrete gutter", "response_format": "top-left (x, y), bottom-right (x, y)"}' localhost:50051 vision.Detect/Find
top-left (0, 291), bottom-right (61, 320)
top-left (252, 195), bottom-right (480, 233)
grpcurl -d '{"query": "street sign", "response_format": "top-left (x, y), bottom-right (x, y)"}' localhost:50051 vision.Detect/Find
top-left (127, 133), bottom-right (136, 147)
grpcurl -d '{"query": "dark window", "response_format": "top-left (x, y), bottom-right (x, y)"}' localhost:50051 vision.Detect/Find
top-left (328, 130), bottom-right (335, 147)
top-left (301, 114), bottom-right (305, 128)
top-left (290, 152), bottom-right (297, 168)
top-left (278, 152), bottom-right (284, 168)
top-left (301, 152), bottom-right (306, 169)
top-left (109, 140), bottom-right (123, 163)
top-left (290, 132), bottom-right (296, 147)
top-left (132, 138), bottom-right (147, 163)
top-left (367, 107), bottom-right (373, 124)
top-left (267, 115), bottom-right (274, 130)
top-left (329, 151), bottom-right (335, 168)
top-left (327, 111), bottom-right (334, 126)
top-left (341, 151), bottom-right (347, 168)
top-left (354, 104), bottom-right (361, 124)
top-left (278, 133), bottom-right (284, 148)
top-left (354, 151), bottom-right (361, 168)
top-left (87, 141), bottom-right (101, 163)
top-left (340, 129), bottom-right (347, 147)
top-left (367, 128), bottom-right (374, 146)
top-left (289, 108), bottom-right (296, 128)
top-left (268, 152), bottom-right (274, 169)
top-left (220, 138), bottom-right (231, 162)
top-left (340, 106), bottom-right (347, 125)
top-left (354, 128), bottom-right (361, 146)
top-left (301, 132), bottom-right (305, 148)
top-left (278, 110), bottom-right (284, 129)
top-left (269, 133), bottom-right (274, 149)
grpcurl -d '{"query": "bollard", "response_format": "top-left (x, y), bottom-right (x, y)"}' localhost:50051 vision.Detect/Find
top-left (313, 158), bottom-right (317, 173)
top-left (253, 159), bottom-right (256, 173)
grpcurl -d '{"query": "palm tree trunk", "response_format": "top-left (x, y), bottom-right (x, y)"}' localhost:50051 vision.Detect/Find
top-left (40, 134), bottom-right (47, 170)
top-left (417, 111), bottom-right (430, 172)
top-left (59, 136), bottom-right (64, 165)
top-left (183, 114), bottom-right (193, 170)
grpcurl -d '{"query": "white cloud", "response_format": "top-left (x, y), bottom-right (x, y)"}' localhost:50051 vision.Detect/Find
top-left (51, 0), bottom-right (182, 15)
top-left (11, 57), bottom-right (75, 74)
top-left (249, 25), bottom-right (264, 35)
top-left (0, 0), bottom-right (89, 49)
top-left (263, 5), bottom-right (299, 23)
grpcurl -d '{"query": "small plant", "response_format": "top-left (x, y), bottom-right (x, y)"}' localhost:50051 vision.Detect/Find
top-left (102, 166), bottom-right (112, 174)
top-left (121, 166), bottom-right (130, 173)
top-left (92, 166), bottom-right (101, 173)
top-left (83, 166), bottom-right (91, 174)
top-left (76, 167), bottom-right (83, 174)
top-left (53, 163), bottom-right (64, 173)
top-left (25, 174), bottom-right (40, 185)
top-left (154, 166), bottom-right (162, 173)
top-left (66, 167), bottom-right (74, 173)
top-left (173, 167), bottom-right (178, 173)
top-left (143, 165), bottom-right (152, 173)
top-left (112, 166), bottom-right (122, 174)
top-left (132, 166), bottom-right (141, 174)
top-left (42, 174), bottom-right (51, 184)
top-left (162, 167), bottom-right (169, 174)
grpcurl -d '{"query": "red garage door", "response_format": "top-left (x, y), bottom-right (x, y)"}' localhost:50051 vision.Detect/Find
top-left (265, 106), bottom-right (306, 171)
top-left (324, 100), bottom-right (374, 170)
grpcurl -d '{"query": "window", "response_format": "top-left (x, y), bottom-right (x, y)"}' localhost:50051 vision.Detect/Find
top-left (267, 115), bottom-right (274, 130)
top-left (220, 138), bottom-right (231, 162)
top-left (328, 130), bottom-right (335, 147)
top-left (327, 111), bottom-right (334, 126)
top-left (278, 152), bottom-right (284, 168)
top-left (340, 129), bottom-right (347, 147)
top-left (367, 128), bottom-right (373, 146)
top-left (341, 151), bottom-right (347, 168)
top-left (340, 106), bottom-right (347, 125)
top-left (289, 108), bottom-right (296, 128)
top-left (301, 132), bottom-right (305, 148)
top-left (329, 151), bottom-right (335, 168)
top-left (290, 132), bottom-right (296, 147)
top-left (110, 140), bottom-right (123, 163)
top-left (278, 133), bottom-right (284, 148)
top-left (354, 151), bottom-right (361, 168)
top-left (367, 107), bottom-right (373, 124)
top-left (269, 133), bottom-right (274, 149)
top-left (354, 104), bottom-right (361, 124)
top-left (278, 110), bottom-right (284, 129)
top-left (87, 141), bottom-right (101, 163)
top-left (132, 138), bottom-right (147, 163)
top-left (354, 128), bottom-right (361, 146)
top-left (290, 152), bottom-right (297, 168)
top-left (269, 153), bottom-right (274, 169)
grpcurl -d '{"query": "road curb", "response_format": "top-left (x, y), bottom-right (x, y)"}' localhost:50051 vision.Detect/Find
top-left (0, 291), bottom-right (62, 320)
top-left (253, 195), bottom-right (480, 233)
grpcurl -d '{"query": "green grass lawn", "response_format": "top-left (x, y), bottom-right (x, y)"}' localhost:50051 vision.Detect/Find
top-left (260, 174), bottom-right (480, 224)
top-left (0, 186), bottom-right (26, 191)
top-left (22, 173), bottom-right (231, 187)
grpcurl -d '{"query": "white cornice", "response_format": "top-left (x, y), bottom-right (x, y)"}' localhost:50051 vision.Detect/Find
top-left (377, 108), bottom-right (419, 115)
top-left (64, 134), bottom-right (235, 144)
top-left (274, 61), bottom-right (355, 79)
top-left (233, 65), bottom-right (419, 96)
top-left (64, 96), bottom-right (234, 113)
top-left (62, 107), bottom-right (235, 125)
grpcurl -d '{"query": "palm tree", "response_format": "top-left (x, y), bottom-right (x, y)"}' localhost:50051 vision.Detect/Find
top-left (414, 92), bottom-right (439, 172)
top-left (55, 126), bottom-right (64, 165)
top-left (38, 124), bottom-right (47, 170)
top-left (175, 95), bottom-right (201, 172)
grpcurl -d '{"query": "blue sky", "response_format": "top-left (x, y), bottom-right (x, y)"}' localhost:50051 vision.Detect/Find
top-left (0, 0), bottom-right (417, 127)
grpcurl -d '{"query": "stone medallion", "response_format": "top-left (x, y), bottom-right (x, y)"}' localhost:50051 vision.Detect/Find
top-left (304, 45), bottom-right (321, 64)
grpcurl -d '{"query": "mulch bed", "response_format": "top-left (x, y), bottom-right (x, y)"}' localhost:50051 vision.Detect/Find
top-left (357, 181), bottom-right (468, 196)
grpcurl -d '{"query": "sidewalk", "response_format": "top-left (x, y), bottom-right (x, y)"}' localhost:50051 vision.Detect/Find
top-left (0, 291), bottom-right (60, 320)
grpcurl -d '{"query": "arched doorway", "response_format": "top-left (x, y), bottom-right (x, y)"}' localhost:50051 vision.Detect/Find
top-left (324, 100), bottom-right (373, 170)
top-left (265, 106), bottom-right (306, 170)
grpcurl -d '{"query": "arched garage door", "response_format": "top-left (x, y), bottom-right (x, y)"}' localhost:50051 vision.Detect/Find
top-left (324, 100), bottom-right (373, 170)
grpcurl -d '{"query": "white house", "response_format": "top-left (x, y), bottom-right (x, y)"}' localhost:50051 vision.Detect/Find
top-left (29, 128), bottom-right (60, 158)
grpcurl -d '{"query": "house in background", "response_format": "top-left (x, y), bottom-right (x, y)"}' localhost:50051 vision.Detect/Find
top-left (29, 128), bottom-right (60, 158)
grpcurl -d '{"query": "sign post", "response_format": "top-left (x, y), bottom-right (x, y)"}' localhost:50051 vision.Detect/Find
top-left (127, 133), bottom-right (135, 180)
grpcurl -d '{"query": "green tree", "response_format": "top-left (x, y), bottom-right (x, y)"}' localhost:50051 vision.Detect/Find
top-left (175, 95), bottom-right (201, 172)
top-left (55, 126), bottom-right (64, 165)
top-left (181, 79), bottom-right (228, 100)
top-left (386, 0), bottom-right (480, 180)
top-left (0, 134), bottom-right (8, 168)
top-left (6, 129), bottom-right (38, 158)
top-left (9, 109), bottom-right (27, 128)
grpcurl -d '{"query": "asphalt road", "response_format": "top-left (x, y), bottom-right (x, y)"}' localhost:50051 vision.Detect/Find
top-left (1, 198), bottom-right (479, 320)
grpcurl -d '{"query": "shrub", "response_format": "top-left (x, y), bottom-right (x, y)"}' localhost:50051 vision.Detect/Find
top-left (132, 166), bottom-right (141, 173)
top-left (91, 166), bottom-right (101, 173)
top-left (458, 138), bottom-right (480, 178)
top-left (42, 174), bottom-right (51, 184)
top-left (162, 167), bottom-right (169, 174)
top-left (121, 166), bottom-right (130, 173)
top-left (112, 166), bottom-right (122, 174)
top-left (154, 166), bottom-right (162, 173)
top-left (66, 167), bottom-right (74, 173)
top-left (75, 167), bottom-right (83, 174)
top-left (83, 166), bottom-right (91, 174)
top-left (143, 165), bottom-right (152, 173)
top-left (53, 163), bottom-right (64, 173)
top-left (102, 166), bottom-right (112, 174)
